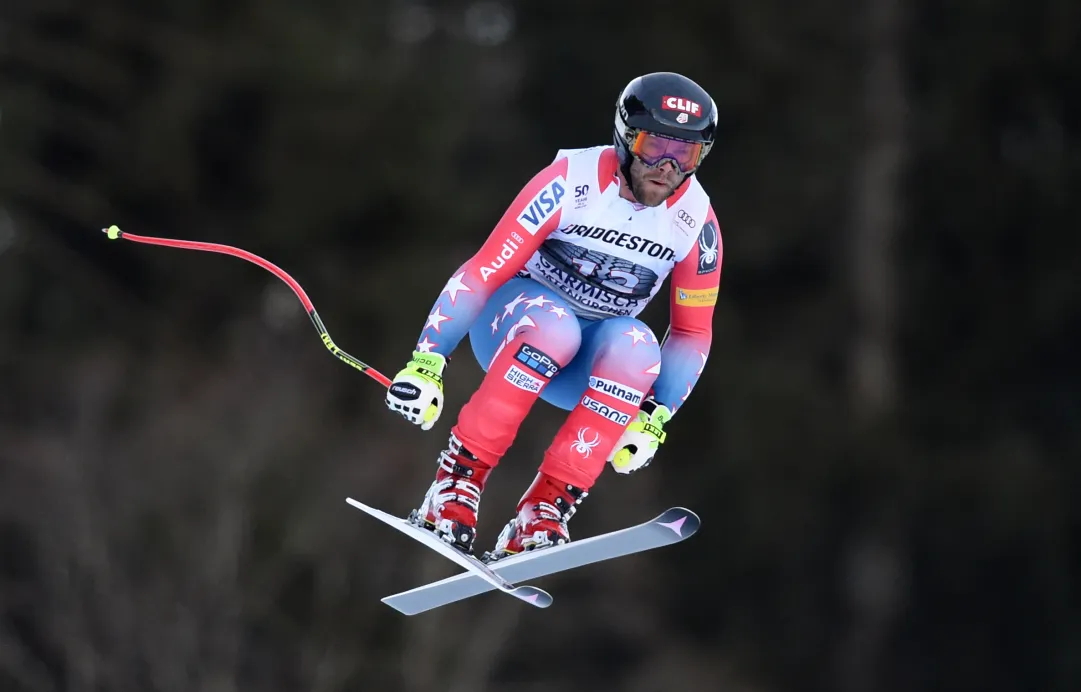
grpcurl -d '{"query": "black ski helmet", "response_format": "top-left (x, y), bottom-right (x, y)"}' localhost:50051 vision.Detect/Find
top-left (613, 72), bottom-right (718, 184)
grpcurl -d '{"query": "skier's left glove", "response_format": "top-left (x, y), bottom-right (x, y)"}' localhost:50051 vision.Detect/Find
top-left (385, 351), bottom-right (446, 431)
top-left (607, 397), bottom-right (671, 475)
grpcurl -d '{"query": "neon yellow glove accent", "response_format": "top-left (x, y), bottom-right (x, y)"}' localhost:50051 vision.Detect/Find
top-left (610, 400), bottom-right (671, 473)
top-left (397, 351), bottom-right (446, 386)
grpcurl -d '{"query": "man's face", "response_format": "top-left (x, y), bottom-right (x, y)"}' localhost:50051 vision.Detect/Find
top-left (628, 158), bottom-right (685, 207)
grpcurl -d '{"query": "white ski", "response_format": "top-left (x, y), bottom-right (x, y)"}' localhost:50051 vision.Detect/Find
top-left (380, 506), bottom-right (700, 616)
top-left (345, 497), bottom-right (552, 610)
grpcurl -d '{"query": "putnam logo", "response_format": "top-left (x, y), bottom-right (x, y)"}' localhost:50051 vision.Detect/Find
top-left (518, 176), bottom-right (567, 235)
top-left (588, 376), bottom-right (644, 406)
top-left (675, 286), bottom-right (718, 307)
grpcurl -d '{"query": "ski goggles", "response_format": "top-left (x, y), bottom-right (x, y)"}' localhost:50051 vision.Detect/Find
top-left (629, 131), bottom-right (705, 173)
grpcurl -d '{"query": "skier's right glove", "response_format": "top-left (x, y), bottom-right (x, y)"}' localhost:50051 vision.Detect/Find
top-left (385, 351), bottom-right (446, 431)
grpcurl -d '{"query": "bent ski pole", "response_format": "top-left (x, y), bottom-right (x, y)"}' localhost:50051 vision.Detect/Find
top-left (102, 225), bottom-right (392, 389)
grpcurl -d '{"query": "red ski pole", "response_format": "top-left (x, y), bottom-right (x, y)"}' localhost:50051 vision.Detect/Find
top-left (102, 225), bottom-right (392, 389)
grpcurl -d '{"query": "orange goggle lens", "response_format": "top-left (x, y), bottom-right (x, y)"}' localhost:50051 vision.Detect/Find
top-left (631, 132), bottom-right (703, 173)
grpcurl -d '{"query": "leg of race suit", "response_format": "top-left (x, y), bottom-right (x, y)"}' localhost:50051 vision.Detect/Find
top-left (532, 316), bottom-right (663, 490)
top-left (453, 277), bottom-right (583, 467)
top-left (482, 315), bottom-right (664, 559)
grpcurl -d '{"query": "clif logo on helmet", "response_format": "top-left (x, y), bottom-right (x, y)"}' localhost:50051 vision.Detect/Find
top-left (661, 96), bottom-right (701, 116)
top-left (613, 72), bottom-right (718, 183)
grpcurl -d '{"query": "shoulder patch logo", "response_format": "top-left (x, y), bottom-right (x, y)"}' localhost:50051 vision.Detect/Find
top-left (697, 220), bottom-right (719, 274)
top-left (675, 286), bottom-right (718, 307)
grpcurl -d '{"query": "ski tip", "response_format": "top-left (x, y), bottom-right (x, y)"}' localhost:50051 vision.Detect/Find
top-left (345, 497), bottom-right (376, 515)
top-left (653, 507), bottom-right (702, 539)
top-left (514, 586), bottom-right (553, 609)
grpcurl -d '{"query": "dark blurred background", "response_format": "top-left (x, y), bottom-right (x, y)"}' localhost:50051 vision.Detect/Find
top-left (1, 1), bottom-right (1079, 691)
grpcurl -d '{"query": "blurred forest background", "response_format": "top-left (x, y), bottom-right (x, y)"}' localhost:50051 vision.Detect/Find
top-left (1, 1), bottom-right (1079, 691)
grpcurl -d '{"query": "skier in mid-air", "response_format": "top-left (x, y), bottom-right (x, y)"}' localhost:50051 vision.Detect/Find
top-left (384, 71), bottom-right (723, 561)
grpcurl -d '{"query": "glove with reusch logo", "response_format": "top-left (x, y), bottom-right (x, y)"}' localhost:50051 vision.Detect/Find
top-left (386, 351), bottom-right (446, 431)
top-left (607, 396), bottom-right (671, 475)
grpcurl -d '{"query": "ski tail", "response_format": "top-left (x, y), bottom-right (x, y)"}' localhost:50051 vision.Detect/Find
top-left (346, 497), bottom-right (552, 611)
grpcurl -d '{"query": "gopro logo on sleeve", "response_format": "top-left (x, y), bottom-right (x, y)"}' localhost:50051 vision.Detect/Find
top-left (517, 176), bottom-right (566, 235)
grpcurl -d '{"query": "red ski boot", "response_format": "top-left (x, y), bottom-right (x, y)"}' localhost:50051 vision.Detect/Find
top-left (483, 472), bottom-right (588, 562)
top-left (409, 432), bottom-right (493, 554)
